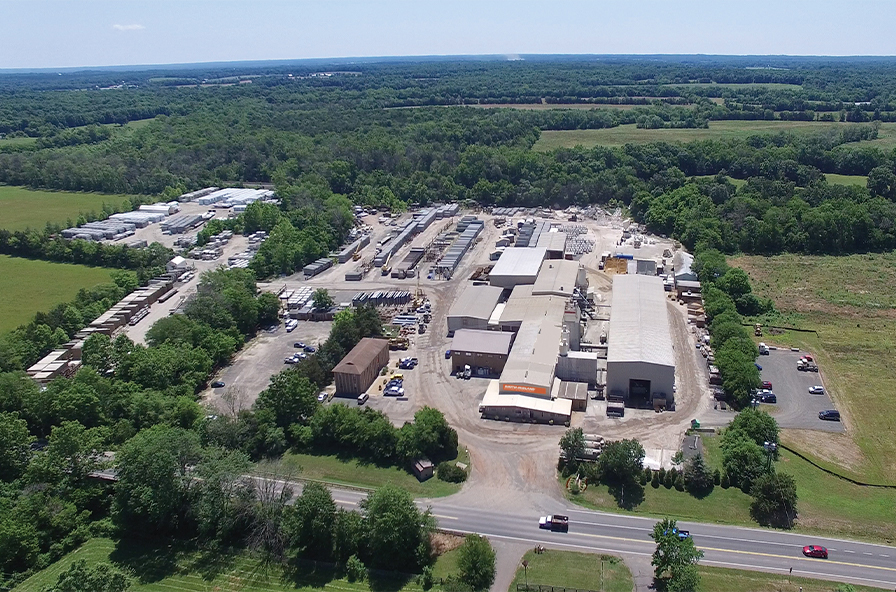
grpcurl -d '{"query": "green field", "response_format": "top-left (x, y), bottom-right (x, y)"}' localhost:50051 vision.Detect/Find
top-left (509, 550), bottom-right (632, 592)
top-left (698, 565), bottom-right (881, 592)
top-left (469, 103), bottom-right (649, 111)
top-left (14, 537), bottom-right (447, 592)
top-left (734, 252), bottom-right (896, 485)
top-left (268, 449), bottom-right (468, 498)
top-left (567, 435), bottom-right (896, 544)
top-left (825, 173), bottom-right (868, 186)
top-left (0, 136), bottom-right (37, 146)
top-left (533, 121), bottom-right (880, 150)
top-left (0, 255), bottom-right (113, 333)
top-left (667, 82), bottom-right (804, 90)
top-left (0, 185), bottom-right (134, 231)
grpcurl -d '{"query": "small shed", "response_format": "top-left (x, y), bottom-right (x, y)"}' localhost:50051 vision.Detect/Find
top-left (412, 458), bottom-right (434, 481)
top-left (166, 256), bottom-right (187, 272)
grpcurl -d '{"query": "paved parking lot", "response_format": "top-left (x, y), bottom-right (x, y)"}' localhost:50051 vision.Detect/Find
top-left (758, 348), bottom-right (844, 433)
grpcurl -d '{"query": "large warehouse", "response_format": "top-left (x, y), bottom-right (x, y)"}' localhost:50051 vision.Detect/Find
top-left (447, 284), bottom-right (504, 334)
top-left (606, 275), bottom-right (675, 406)
top-left (488, 247), bottom-right (547, 288)
top-left (333, 338), bottom-right (390, 396)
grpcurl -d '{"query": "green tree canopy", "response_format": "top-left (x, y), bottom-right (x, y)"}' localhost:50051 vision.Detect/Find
top-left (456, 534), bottom-right (496, 591)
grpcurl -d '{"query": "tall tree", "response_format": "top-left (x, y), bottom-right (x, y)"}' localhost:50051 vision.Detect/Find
top-left (361, 484), bottom-right (433, 571)
top-left (456, 534), bottom-right (496, 591)
top-left (651, 518), bottom-right (703, 589)
top-left (0, 412), bottom-right (34, 481)
top-left (750, 472), bottom-right (798, 528)
top-left (284, 482), bottom-right (337, 560)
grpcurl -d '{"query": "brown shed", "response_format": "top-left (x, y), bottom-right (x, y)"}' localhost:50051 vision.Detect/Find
top-left (333, 338), bottom-right (390, 396)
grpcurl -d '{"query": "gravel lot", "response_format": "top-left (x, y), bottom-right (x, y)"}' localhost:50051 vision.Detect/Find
top-left (758, 348), bottom-right (844, 433)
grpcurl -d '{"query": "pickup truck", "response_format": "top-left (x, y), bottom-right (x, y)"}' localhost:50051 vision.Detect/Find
top-left (538, 514), bottom-right (569, 532)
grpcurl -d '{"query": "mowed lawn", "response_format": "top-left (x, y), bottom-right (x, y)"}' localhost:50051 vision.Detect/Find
top-left (733, 252), bottom-right (896, 485)
top-left (533, 121), bottom-right (879, 150)
top-left (697, 566), bottom-right (882, 592)
top-left (509, 549), bottom-right (632, 592)
top-left (267, 449), bottom-right (468, 498)
top-left (568, 435), bottom-right (896, 544)
top-left (0, 255), bottom-right (113, 333)
top-left (14, 537), bottom-right (435, 592)
top-left (0, 185), bottom-right (133, 231)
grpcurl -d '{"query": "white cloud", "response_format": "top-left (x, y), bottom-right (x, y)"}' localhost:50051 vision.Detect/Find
top-left (112, 24), bottom-right (145, 31)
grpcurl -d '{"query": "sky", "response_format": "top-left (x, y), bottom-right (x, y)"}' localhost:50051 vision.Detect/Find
top-left (4, 0), bottom-right (896, 70)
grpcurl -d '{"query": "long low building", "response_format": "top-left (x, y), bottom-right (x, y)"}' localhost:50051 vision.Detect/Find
top-left (488, 247), bottom-right (547, 288)
top-left (479, 379), bottom-right (572, 424)
top-left (447, 284), bottom-right (504, 334)
top-left (606, 275), bottom-right (675, 406)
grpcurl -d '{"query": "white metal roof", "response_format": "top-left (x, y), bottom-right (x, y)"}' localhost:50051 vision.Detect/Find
top-left (489, 247), bottom-right (547, 287)
top-left (481, 379), bottom-right (572, 416)
top-left (607, 275), bottom-right (675, 367)
top-left (448, 285), bottom-right (503, 322)
top-left (536, 231), bottom-right (567, 253)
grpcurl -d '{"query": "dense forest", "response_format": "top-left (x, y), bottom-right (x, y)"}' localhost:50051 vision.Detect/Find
top-left (2, 57), bottom-right (896, 259)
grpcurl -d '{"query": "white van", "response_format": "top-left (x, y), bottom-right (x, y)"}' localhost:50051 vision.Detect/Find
top-left (357, 393), bottom-right (369, 405)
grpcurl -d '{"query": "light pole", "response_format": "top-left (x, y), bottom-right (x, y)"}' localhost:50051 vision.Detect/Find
top-left (763, 441), bottom-right (778, 471)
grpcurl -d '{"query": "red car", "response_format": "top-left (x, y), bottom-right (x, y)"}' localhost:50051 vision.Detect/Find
top-left (762, 381), bottom-right (773, 390)
top-left (802, 545), bottom-right (828, 559)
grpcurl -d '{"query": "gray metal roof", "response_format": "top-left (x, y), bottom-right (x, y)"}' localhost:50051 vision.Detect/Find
top-left (532, 259), bottom-right (583, 297)
top-left (452, 329), bottom-right (514, 356)
top-left (607, 275), bottom-right (675, 367)
top-left (448, 285), bottom-right (503, 322)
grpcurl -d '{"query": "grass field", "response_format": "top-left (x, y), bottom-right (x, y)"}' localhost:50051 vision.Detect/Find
top-left (509, 550), bottom-right (632, 592)
top-left (667, 82), bottom-right (804, 90)
top-left (0, 255), bottom-right (113, 334)
top-left (0, 185), bottom-right (133, 231)
top-left (733, 252), bottom-right (896, 485)
top-left (268, 449), bottom-right (469, 498)
top-left (14, 537), bottom-right (447, 592)
top-left (567, 434), bottom-right (896, 544)
top-left (825, 173), bottom-right (868, 186)
top-left (0, 136), bottom-right (37, 146)
top-left (533, 121), bottom-right (880, 150)
top-left (697, 565), bottom-right (881, 592)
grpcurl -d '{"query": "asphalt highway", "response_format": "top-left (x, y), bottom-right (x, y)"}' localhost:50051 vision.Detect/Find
top-left (320, 485), bottom-right (896, 589)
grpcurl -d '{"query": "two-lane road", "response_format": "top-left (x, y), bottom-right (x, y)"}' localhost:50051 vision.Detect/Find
top-left (320, 485), bottom-right (896, 589)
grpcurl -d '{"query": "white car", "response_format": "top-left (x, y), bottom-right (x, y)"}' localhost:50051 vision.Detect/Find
top-left (317, 392), bottom-right (328, 403)
top-left (809, 386), bottom-right (825, 395)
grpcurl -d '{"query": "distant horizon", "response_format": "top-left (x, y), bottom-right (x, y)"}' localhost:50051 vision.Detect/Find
top-left (4, 52), bottom-right (896, 75)
top-left (5, 0), bottom-right (896, 70)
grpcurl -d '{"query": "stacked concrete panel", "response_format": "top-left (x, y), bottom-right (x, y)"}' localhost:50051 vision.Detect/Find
top-left (337, 234), bottom-right (371, 263)
top-left (434, 220), bottom-right (483, 276)
top-left (303, 258), bottom-right (333, 278)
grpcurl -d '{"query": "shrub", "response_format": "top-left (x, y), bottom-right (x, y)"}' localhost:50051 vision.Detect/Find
top-left (651, 471), bottom-right (660, 488)
top-left (640, 468), bottom-right (650, 485)
top-left (418, 565), bottom-right (435, 590)
top-left (663, 470), bottom-right (673, 488)
top-left (721, 472), bottom-right (730, 488)
top-left (437, 461), bottom-right (467, 483)
top-left (674, 473), bottom-right (685, 491)
top-left (713, 468), bottom-right (721, 486)
top-left (346, 554), bottom-right (366, 582)
top-left (658, 467), bottom-right (667, 482)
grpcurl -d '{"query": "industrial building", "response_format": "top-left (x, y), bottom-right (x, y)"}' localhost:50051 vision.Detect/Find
top-left (450, 329), bottom-right (515, 376)
top-left (536, 231), bottom-right (567, 259)
top-left (531, 259), bottom-right (585, 298)
top-left (447, 285), bottom-right (503, 334)
top-left (606, 275), bottom-right (675, 407)
top-left (332, 338), bottom-right (390, 396)
top-left (488, 247), bottom-right (547, 288)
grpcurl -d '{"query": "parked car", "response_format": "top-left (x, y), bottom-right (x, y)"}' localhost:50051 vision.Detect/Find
top-left (286, 324), bottom-right (297, 333)
top-left (211, 381), bottom-right (225, 388)
top-left (754, 363), bottom-right (763, 371)
top-left (762, 381), bottom-right (773, 390)
top-left (385, 387), bottom-right (405, 397)
top-left (317, 392), bottom-right (328, 403)
top-left (445, 350), bottom-right (451, 359)
top-left (304, 345), bottom-right (316, 353)
top-left (759, 393), bottom-right (777, 404)
top-left (294, 342), bottom-right (306, 348)
top-left (802, 545), bottom-right (828, 559)
top-left (357, 393), bottom-right (369, 405)
top-left (818, 410), bottom-right (841, 421)
top-left (809, 386), bottom-right (825, 395)
top-left (284, 357), bottom-right (297, 364)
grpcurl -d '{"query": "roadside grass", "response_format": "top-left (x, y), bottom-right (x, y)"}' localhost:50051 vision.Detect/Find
top-left (566, 435), bottom-right (896, 544)
top-left (733, 253), bottom-right (896, 484)
top-left (509, 549), bottom-right (632, 592)
top-left (697, 565), bottom-right (881, 592)
top-left (0, 255), bottom-right (113, 334)
top-left (268, 448), bottom-right (469, 498)
top-left (533, 121), bottom-right (879, 150)
top-left (0, 185), bottom-right (133, 231)
top-left (14, 537), bottom-right (442, 592)
top-left (824, 173), bottom-right (868, 186)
